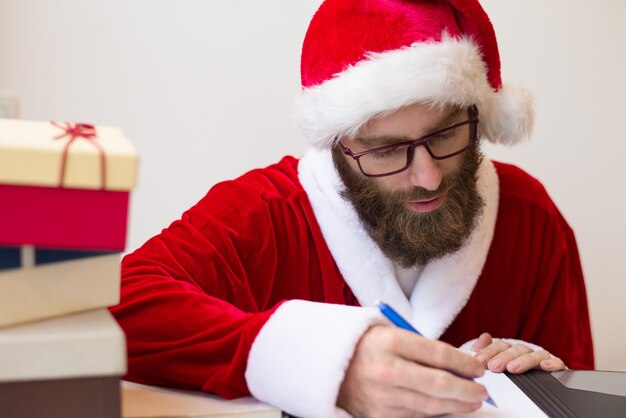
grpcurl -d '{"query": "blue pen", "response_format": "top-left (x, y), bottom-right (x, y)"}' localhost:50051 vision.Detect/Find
top-left (377, 301), bottom-right (497, 407)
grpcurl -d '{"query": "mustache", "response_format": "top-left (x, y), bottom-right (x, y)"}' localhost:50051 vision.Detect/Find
top-left (386, 150), bottom-right (482, 204)
top-left (386, 175), bottom-right (455, 202)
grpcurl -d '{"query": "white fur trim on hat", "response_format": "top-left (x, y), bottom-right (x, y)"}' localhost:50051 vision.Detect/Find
top-left (295, 35), bottom-right (534, 147)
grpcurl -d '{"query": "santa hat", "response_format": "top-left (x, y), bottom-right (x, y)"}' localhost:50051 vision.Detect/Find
top-left (295, 0), bottom-right (534, 148)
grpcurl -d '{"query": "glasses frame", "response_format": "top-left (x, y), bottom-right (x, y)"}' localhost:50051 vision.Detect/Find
top-left (338, 105), bottom-right (479, 177)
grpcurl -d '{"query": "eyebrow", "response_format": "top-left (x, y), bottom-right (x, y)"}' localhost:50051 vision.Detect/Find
top-left (357, 107), bottom-right (465, 148)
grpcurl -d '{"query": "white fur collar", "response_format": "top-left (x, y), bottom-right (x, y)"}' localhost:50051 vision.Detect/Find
top-left (297, 148), bottom-right (499, 339)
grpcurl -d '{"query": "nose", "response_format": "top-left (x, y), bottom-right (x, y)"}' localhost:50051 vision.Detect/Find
top-left (407, 146), bottom-right (443, 191)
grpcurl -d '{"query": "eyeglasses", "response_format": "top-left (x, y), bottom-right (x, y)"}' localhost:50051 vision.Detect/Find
top-left (338, 105), bottom-right (479, 177)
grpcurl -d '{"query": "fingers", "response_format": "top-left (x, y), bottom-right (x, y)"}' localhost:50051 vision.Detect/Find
top-left (540, 357), bottom-right (566, 371)
top-left (378, 327), bottom-right (483, 379)
top-left (475, 339), bottom-right (512, 368)
top-left (474, 337), bottom-right (567, 374)
top-left (504, 349), bottom-right (551, 373)
top-left (347, 387), bottom-right (482, 418)
top-left (471, 332), bottom-right (493, 352)
top-left (382, 385), bottom-right (483, 417)
top-left (380, 356), bottom-right (488, 404)
top-left (486, 343), bottom-right (532, 372)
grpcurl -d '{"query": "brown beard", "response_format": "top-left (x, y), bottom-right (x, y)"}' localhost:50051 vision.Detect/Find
top-left (331, 145), bottom-right (485, 267)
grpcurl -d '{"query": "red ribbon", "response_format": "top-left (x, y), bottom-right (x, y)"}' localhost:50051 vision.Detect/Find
top-left (50, 121), bottom-right (106, 189)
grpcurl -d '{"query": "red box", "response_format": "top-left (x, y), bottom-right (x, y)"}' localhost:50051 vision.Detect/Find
top-left (0, 119), bottom-right (138, 250)
top-left (0, 184), bottom-right (129, 250)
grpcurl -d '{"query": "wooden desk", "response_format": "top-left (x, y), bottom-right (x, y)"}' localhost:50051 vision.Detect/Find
top-left (122, 381), bottom-right (281, 418)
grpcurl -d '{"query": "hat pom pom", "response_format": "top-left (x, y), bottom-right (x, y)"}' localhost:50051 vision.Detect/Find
top-left (479, 83), bottom-right (535, 145)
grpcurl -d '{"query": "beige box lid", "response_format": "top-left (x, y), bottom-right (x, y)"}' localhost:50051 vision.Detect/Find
top-left (0, 253), bottom-right (121, 329)
top-left (0, 308), bottom-right (127, 382)
top-left (0, 118), bottom-right (138, 191)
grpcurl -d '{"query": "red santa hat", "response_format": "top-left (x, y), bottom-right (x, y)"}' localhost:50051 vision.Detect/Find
top-left (295, 0), bottom-right (534, 148)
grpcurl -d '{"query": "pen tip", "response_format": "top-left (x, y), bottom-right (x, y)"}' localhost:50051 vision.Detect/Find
top-left (485, 396), bottom-right (497, 407)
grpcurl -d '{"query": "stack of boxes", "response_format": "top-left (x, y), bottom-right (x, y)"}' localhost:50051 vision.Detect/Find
top-left (0, 119), bottom-right (138, 418)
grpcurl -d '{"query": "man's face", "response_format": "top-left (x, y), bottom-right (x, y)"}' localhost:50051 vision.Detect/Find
top-left (332, 102), bottom-right (484, 267)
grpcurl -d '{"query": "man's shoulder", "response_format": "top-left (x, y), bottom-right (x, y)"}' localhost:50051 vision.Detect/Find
top-left (188, 156), bottom-right (308, 230)
top-left (235, 155), bottom-right (303, 195)
top-left (210, 155), bottom-right (305, 201)
top-left (489, 161), bottom-right (575, 259)
top-left (492, 160), bottom-right (556, 214)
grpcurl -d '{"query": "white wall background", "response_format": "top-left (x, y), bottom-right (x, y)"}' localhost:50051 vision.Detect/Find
top-left (1, 0), bottom-right (624, 371)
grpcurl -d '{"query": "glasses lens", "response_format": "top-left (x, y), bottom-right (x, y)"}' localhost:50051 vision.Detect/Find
top-left (426, 123), bottom-right (472, 158)
top-left (359, 145), bottom-right (409, 176)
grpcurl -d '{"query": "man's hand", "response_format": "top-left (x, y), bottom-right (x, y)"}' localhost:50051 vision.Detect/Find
top-left (337, 325), bottom-right (488, 418)
top-left (471, 333), bottom-right (566, 373)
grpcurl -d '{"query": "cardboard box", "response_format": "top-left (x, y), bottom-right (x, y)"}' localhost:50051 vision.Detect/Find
top-left (0, 119), bottom-right (138, 250)
top-left (0, 309), bottom-right (126, 417)
top-left (0, 254), bottom-right (121, 328)
top-left (0, 309), bottom-right (126, 381)
top-left (1, 376), bottom-right (120, 418)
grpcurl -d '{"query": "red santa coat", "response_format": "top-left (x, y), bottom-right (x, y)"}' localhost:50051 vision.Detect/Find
top-left (110, 148), bottom-right (594, 418)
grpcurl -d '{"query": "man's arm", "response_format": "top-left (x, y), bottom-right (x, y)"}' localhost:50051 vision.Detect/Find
top-left (109, 175), bottom-right (384, 418)
top-left (110, 180), bottom-right (287, 397)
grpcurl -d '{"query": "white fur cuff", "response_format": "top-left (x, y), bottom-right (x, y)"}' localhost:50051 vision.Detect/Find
top-left (245, 300), bottom-right (384, 418)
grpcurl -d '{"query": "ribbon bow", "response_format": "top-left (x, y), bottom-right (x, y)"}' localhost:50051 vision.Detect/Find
top-left (50, 121), bottom-right (106, 189)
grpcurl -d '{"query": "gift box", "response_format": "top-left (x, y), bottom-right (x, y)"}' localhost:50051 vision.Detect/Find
top-left (0, 253), bottom-right (121, 328)
top-left (0, 119), bottom-right (138, 251)
top-left (0, 309), bottom-right (126, 418)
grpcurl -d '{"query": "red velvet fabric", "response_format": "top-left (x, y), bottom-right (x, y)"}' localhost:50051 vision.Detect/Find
top-left (441, 163), bottom-right (594, 370)
top-left (301, 0), bottom-right (501, 89)
top-left (110, 156), bottom-right (593, 399)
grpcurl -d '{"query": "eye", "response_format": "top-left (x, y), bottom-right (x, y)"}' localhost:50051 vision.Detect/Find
top-left (430, 128), bottom-right (457, 141)
top-left (370, 145), bottom-right (405, 159)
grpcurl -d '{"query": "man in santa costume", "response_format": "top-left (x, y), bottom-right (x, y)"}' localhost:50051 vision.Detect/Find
top-left (110, 0), bottom-right (594, 417)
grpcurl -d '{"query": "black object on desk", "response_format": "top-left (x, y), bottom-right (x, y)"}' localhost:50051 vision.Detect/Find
top-left (508, 369), bottom-right (626, 418)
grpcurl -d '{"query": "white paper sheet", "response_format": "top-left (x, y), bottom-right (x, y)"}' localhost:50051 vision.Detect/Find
top-left (450, 371), bottom-right (547, 417)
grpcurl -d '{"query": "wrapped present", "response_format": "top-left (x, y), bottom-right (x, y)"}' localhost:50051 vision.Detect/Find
top-left (0, 253), bottom-right (121, 328)
top-left (0, 119), bottom-right (138, 251)
top-left (0, 309), bottom-right (126, 418)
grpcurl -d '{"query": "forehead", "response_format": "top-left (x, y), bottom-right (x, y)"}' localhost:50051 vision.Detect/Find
top-left (357, 102), bottom-right (464, 141)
